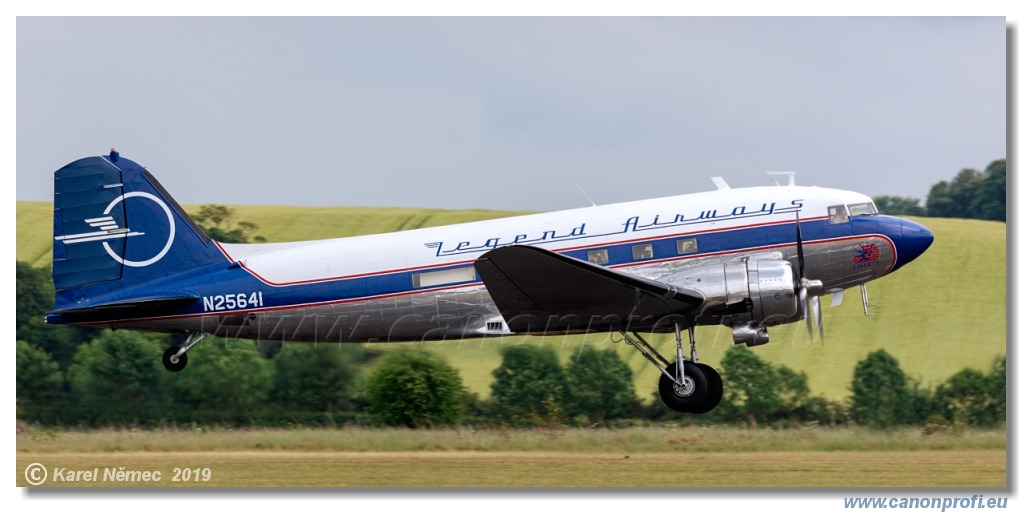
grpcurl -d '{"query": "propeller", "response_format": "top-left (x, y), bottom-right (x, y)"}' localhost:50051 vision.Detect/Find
top-left (812, 295), bottom-right (824, 342)
top-left (796, 211), bottom-right (805, 277)
top-left (794, 212), bottom-right (824, 342)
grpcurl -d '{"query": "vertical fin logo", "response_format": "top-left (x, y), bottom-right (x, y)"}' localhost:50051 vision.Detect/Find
top-left (54, 192), bottom-right (175, 267)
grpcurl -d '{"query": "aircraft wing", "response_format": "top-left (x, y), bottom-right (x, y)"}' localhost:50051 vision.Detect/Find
top-left (474, 245), bottom-right (704, 333)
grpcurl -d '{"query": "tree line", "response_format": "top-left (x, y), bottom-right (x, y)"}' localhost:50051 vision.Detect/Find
top-left (17, 262), bottom-right (1004, 430)
top-left (873, 158), bottom-right (1005, 221)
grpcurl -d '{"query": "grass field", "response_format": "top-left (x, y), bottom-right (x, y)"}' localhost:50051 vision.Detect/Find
top-left (16, 426), bottom-right (1007, 487)
top-left (16, 202), bottom-right (1007, 403)
top-left (16, 450), bottom-right (1007, 487)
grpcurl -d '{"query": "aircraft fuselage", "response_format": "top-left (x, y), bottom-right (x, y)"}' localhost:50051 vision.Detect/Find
top-left (51, 182), bottom-right (931, 343)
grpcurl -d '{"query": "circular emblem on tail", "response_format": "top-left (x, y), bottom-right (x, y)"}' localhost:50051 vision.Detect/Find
top-left (54, 191), bottom-right (176, 267)
top-left (101, 192), bottom-right (175, 267)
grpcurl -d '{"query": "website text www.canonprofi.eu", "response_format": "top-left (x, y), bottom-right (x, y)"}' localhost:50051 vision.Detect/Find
top-left (844, 496), bottom-right (1008, 511)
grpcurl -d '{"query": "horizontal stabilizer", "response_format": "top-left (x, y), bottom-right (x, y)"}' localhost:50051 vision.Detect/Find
top-left (48, 293), bottom-right (199, 323)
top-left (474, 245), bottom-right (703, 334)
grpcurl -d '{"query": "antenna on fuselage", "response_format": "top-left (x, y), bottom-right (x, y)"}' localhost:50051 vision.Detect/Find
top-left (767, 172), bottom-right (797, 186)
top-left (710, 177), bottom-right (730, 190)
top-left (576, 185), bottom-right (598, 207)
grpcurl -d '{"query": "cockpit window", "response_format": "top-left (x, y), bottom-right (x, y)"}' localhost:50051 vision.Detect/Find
top-left (848, 202), bottom-right (878, 216)
top-left (828, 205), bottom-right (849, 224)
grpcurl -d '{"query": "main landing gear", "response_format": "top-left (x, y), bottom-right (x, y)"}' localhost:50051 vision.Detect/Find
top-left (162, 331), bottom-right (208, 372)
top-left (620, 324), bottom-right (723, 414)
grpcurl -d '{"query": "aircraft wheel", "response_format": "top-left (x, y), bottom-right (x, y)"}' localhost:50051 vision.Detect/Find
top-left (692, 363), bottom-right (723, 414)
top-left (658, 361), bottom-right (711, 413)
top-left (162, 347), bottom-right (188, 372)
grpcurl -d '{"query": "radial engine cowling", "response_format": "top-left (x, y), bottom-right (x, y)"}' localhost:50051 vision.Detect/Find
top-left (667, 258), bottom-right (799, 346)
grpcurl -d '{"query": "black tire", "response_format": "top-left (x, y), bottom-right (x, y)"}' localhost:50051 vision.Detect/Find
top-left (658, 361), bottom-right (711, 413)
top-left (162, 347), bottom-right (188, 372)
top-left (692, 363), bottom-right (723, 414)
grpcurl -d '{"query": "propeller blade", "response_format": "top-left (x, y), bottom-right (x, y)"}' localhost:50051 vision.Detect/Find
top-left (795, 212), bottom-right (805, 279)
top-left (793, 211), bottom-right (822, 341)
top-left (800, 287), bottom-right (812, 338)
top-left (813, 295), bottom-right (824, 343)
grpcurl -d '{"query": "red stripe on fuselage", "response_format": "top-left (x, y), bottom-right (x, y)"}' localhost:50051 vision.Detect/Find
top-left (89, 230), bottom-right (888, 329)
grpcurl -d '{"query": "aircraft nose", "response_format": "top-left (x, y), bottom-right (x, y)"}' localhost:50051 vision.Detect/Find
top-left (893, 218), bottom-right (934, 270)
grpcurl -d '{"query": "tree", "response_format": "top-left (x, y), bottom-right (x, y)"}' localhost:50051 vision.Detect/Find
top-left (167, 338), bottom-right (273, 423)
top-left (948, 169), bottom-right (984, 217)
top-left (272, 343), bottom-right (365, 415)
top-left (849, 349), bottom-right (911, 428)
top-left (16, 261), bottom-right (95, 369)
top-left (564, 346), bottom-right (640, 424)
top-left (872, 196), bottom-right (926, 217)
top-left (906, 378), bottom-right (940, 426)
top-left (924, 162), bottom-right (1005, 221)
top-left (489, 345), bottom-right (569, 426)
top-left (720, 345), bottom-right (784, 426)
top-left (936, 368), bottom-right (995, 427)
top-left (16, 341), bottom-right (64, 423)
top-left (925, 180), bottom-right (956, 218)
top-left (17, 317), bottom-right (90, 371)
top-left (367, 350), bottom-right (465, 428)
top-left (775, 365), bottom-right (812, 420)
top-left (988, 355), bottom-right (1006, 422)
top-left (192, 204), bottom-right (266, 243)
top-left (16, 262), bottom-right (52, 328)
top-left (797, 396), bottom-right (849, 427)
top-left (972, 159), bottom-right (1006, 221)
top-left (67, 330), bottom-right (169, 424)
top-left (935, 356), bottom-right (1005, 428)
top-left (253, 339), bottom-right (285, 359)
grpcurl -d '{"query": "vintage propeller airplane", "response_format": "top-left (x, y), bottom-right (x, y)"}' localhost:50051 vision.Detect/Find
top-left (46, 150), bottom-right (933, 414)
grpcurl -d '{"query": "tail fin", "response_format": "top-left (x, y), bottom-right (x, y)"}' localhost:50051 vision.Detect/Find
top-left (51, 150), bottom-right (227, 311)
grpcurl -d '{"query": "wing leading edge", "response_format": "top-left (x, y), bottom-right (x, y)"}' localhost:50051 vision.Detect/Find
top-left (474, 245), bottom-right (704, 334)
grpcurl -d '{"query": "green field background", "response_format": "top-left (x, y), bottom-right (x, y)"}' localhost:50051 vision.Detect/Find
top-left (16, 201), bottom-right (1006, 403)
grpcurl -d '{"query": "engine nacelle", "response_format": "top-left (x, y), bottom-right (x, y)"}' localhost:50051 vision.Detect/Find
top-left (665, 258), bottom-right (799, 346)
top-left (743, 259), bottom-right (800, 326)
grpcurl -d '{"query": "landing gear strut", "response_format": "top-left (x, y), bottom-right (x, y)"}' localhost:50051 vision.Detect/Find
top-left (620, 324), bottom-right (723, 414)
top-left (162, 331), bottom-right (208, 372)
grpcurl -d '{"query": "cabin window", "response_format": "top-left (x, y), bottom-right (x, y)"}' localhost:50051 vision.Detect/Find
top-left (587, 249), bottom-right (609, 265)
top-left (632, 244), bottom-right (654, 260)
top-left (828, 205), bottom-right (850, 224)
top-left (848, 202), bottom-right (878, 216)
top-left (412, 267), bottom-right (476, 288)
top-left (676, 238), bottom-right (698, 255)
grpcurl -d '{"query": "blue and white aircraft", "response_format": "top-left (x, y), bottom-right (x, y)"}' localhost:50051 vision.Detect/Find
top-left (47, 150), bottom-right (934, 414)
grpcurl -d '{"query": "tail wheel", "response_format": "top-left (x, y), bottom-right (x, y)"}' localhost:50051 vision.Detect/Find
top-left (162, 347), bottom-right (188, 372)
top-left (160, 332), bottom-right (207, 372)
top-left (658, 361), bottom-right (711, 413)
